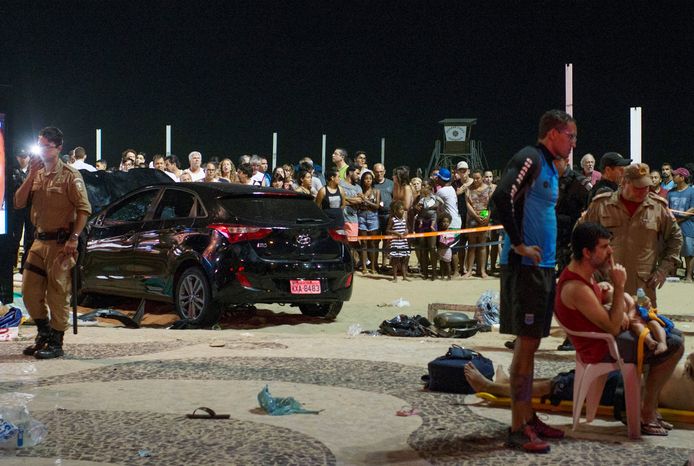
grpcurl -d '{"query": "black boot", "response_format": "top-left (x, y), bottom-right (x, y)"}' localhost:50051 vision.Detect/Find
top-left (23, 318), bottom-right (51, 356)
top-left (34, 329), bottom-right (65, 359)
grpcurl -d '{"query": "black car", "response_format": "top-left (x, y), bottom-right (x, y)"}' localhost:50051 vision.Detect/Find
top-left (78, 182), bottom-right (354, 325)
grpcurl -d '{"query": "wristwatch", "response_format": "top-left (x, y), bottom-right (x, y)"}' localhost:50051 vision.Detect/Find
top-left (69, 233), bottom-right (79, 241)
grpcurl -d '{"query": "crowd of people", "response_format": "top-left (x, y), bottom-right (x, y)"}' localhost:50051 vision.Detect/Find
top-left (10, 139), bottom-right (694, 287)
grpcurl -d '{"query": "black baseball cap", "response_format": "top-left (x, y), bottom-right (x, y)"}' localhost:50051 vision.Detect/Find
top-left (599, 152), bottom-right (632, 170)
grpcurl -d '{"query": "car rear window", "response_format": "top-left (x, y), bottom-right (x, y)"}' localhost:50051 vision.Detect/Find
top-left (220, 196), bottom-right (329, 226)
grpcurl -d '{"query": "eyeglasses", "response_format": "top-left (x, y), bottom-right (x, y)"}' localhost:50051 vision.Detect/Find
top-left (38, 143), bottom-right (57, 149)
top-left (557, 130), bottom-right (577, 142)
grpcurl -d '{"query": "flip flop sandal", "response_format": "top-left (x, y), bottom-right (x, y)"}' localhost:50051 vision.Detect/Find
top-left (641, 420), bottom-right (668, 436)
top-left (186, 407), bottom-right (230, 419)
top-left (656, 414), bottom-right (674, 430)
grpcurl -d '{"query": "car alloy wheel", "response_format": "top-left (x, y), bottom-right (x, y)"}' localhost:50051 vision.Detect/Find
top-left (175, 267), bottom-right (215, 323)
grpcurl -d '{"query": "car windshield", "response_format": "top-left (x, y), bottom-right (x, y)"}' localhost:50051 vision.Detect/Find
top-left (220, 196), bottom-right (329, 226)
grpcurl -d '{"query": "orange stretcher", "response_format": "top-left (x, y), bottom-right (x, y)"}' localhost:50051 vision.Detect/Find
top-left (475, 392), bottom-right (694, 424)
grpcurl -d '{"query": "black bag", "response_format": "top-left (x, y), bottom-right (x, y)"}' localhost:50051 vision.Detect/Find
top-left (379, 314), bottom-right (435, 337)
top-left (422, 345), bottom-right (494, 394)
top-left (544, 369), bottom-right (623, 409)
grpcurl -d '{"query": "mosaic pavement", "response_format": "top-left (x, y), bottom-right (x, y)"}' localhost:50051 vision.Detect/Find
top-left (0, 343), bottom-right (691, 465)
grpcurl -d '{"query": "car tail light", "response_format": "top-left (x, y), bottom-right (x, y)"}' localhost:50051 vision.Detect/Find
top-left (210, 224), bottom-right (272, 243)
top-left (344, 273), bottom-right (353, 288)
top-left (329, 228), bottom-right (348, 243)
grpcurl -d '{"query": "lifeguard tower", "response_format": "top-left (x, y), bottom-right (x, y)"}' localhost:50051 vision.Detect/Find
top-left (427, 118), bottom-right (487, 176)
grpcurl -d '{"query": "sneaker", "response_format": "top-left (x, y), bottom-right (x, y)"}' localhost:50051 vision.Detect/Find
top-left (506, 425), bottom-right (550, 453)
top-left (557, 338), bottom-right (575, 351)
top-left (504, 339), bottom-right (516, 350)
top-left (529, 413), bottom-right (565, 439)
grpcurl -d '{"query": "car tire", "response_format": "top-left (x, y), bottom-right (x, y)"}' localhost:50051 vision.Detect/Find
top-left (175, 267), bottom-right (220, 326)
top-left (298, 302), bottom-right (343, 320)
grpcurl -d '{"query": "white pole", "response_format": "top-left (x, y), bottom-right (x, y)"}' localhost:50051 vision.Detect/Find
top-left (630, 107), bottom-right (642, 164)
top-left (272, 132), bottom-right (278, 169)
top-left (95, 129), bottom-right (102, 161)
top-left (565, 63), bottom-right (573, 166)
top-left (166, 125), bottom-right (172, 155)
top-left (381, 138), bottom-right (385, 166)
top-left (321, 134), bottom-right (327, 174)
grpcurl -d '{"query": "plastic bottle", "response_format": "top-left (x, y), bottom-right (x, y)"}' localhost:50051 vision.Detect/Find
top-left (636, 288), bottom-right (648, 307)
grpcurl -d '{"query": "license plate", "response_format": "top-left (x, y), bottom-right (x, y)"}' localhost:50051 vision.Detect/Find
top-left (290, 280), bottom-right (321, 294)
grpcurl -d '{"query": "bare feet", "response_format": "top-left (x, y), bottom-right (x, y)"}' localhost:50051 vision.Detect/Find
top-left (461, 272), bottom-right (472, 280)
top-left (403, 277), bottom-right (411, 282)
top-left (494, 364), bottom-right (510, 383)
top-left (464, 362), bottom-right (492, 393)
top-left (654, 342), bottom-right (668, 355)
top-left (480, 273), bottom-right (489, 279)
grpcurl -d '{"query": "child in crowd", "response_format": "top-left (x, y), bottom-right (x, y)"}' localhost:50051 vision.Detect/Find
top-left (437, 212), bottom-right (454, 280)
top-left (598, 282), bottom-right (672, 355)
top-left (386, 200), bottom-right (411, 282)
top-left (414, 179), bottom-right (441, 280)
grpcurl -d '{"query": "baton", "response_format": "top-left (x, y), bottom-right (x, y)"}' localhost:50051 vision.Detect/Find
top-left (72, 246), bottom-right (79, 335)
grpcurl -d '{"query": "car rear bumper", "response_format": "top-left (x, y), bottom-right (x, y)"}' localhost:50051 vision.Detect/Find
top-left (211, 254), bottom-right (353, 305)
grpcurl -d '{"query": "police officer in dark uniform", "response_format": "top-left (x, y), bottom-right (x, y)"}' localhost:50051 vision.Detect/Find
top-left (14, 127), bottom-right (92, 359)
top-left (10, 150), bottom-right (35, 273)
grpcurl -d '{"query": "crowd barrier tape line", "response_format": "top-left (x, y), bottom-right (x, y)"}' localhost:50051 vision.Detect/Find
top-left (349, 207), bottom-right (693, 242)
top-left (348, 224), bottom-right (504, 242)
top-left (670, 208), bottom-right (694, 217)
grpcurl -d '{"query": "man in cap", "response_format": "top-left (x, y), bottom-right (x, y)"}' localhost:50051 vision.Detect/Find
top-left (434, 167), bottom-right (462, 229)
top-left (491, 109), bottom-right (576, 453)
top-left (586, 152), bottom-right (631, 206)
top-left (667, 167), bottom-right (694, 282)
top-left (10, 150), bottom-right (35, 273)
top-left (581, 163), bottom-right (682, 304)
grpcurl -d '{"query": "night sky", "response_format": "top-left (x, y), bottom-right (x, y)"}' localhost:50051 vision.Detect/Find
top-left (2, 1), bottom-right (693, 172)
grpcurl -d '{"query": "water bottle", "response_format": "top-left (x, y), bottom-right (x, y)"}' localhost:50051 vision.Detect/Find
top-left (636, 288), bottom-right (648, 307)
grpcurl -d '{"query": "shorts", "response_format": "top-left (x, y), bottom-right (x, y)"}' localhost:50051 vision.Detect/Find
top-left (499, 264), bottom-right (555, 338)
top-left (344, 222), bottom-right (359, 241)
top-left (612, 328), bottom-right (684, 366)
top-left (681, 235), bottom-right (694, 257)
top-left (358, 210), bottom-right (379, 231)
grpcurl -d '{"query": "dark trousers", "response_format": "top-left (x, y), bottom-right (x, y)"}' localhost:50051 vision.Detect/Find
top-left (11, 209), bottom-right (35, 272)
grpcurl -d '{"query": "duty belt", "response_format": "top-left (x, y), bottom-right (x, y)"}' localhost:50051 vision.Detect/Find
top-left (35, 230), bottom-right (70, 244)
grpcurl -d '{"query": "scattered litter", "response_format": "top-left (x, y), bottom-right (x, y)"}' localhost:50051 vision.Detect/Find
top-left (377, 298), bottom-right (410, 308)
top-left (0, 393), bottom-right (47, 449)
top-left (0, 307), bottom-right (23, 342)
top-left (666, 277), bottom-right (680, 282)
top-left (396, 406), bottom-right (421, 417)
top-left (257, 385), bottom-right (322, 415)
top-left (347, 324), bottom-right (363, 336)
top-left (138, 449), bottom-right (153, 457)
top-left (475, 290), bottom-right (500, 326)
top-left (209, 341), bottom-right (226, 347)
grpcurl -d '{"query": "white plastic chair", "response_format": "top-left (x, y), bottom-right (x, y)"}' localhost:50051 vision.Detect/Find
top-left (557, 322), bottom-right (642, 439)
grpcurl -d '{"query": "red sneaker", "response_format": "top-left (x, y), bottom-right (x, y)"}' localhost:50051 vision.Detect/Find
top-left (506, 425), bottom-right (550, 453)
top-left (529, 413), bottom-right (565, 439)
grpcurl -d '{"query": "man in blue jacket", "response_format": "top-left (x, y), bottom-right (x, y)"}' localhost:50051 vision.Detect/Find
top-left (491, 110), bottom-right (576, 453)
